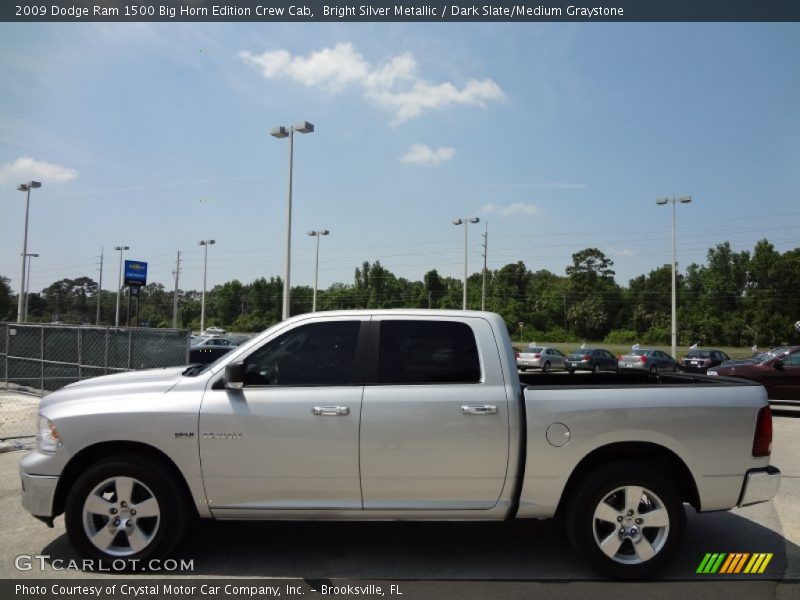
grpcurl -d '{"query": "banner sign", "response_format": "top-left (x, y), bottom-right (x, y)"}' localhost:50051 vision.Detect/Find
top-left (3, 1), bottom-right (800, 22)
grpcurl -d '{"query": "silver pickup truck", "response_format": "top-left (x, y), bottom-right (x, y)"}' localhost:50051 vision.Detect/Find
top-left (20, 310), bottom-right (780, 578)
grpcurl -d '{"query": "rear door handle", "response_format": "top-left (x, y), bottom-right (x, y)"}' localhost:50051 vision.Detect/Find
top-left (312, 406), bottom-right (350, 416)
top-left (460, 405), bottom-right (498, 415)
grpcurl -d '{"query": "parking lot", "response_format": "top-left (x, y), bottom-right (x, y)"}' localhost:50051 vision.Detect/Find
top-left (0, 404), bottom-right (798, 598)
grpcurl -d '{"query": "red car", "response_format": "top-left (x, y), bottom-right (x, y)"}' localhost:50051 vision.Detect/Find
top-left (708, 346), bottom-right (800, 403)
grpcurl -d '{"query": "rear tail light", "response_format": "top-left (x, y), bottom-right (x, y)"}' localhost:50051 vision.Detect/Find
top-left (533, 353), bottom-right (541, 359)
top-left (618, 354), bottom-right (623, 360)
top-left (515, 351), bottom-right (520, 359)
top-left (640, 355), bottom-right (647, 364)
top-left (752, 406), bottom-right (773, 457)
top-left (582, 355), bottom-right (591, 361)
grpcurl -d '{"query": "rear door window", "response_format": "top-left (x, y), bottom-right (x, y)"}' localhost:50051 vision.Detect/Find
top-left (378, 321), bottom-right (481, 384)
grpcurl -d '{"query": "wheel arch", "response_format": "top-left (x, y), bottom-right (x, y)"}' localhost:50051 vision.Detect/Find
top-left (556, 441), bottom-right (701, 516)
top-left (53, 441), bottom-right (198, 519)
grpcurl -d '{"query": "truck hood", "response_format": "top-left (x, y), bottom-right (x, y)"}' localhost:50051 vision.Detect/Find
top-left (39, 366), bottom-right (188, 410)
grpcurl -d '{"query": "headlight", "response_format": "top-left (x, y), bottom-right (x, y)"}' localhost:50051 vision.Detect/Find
top-left (36, 415), bottom-right (61, 452)
top-left (707, 370), bottom-right (718, 376)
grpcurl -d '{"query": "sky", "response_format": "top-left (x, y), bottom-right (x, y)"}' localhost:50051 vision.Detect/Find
top-left (1, 21), bottom-right (799, 297)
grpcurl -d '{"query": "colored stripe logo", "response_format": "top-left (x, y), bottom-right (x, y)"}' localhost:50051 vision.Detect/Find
top-left (697, 553), bottom-right (773, 574)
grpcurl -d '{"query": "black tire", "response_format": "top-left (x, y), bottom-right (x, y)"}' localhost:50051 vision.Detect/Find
top-left (568, 369), bottom-right (575, 375)
top-left (565, 462), bottom-right (685, 579)
top-left (65, 454), bottom-right (190, 565)
top-left (592, 363), bottom-right (601, 374)
top-left (543, 362), bottom-right (551, 373)
top-left (673, 364), bottom-right (679, 373)
top-left (649, 365), bottom-right (658, 375)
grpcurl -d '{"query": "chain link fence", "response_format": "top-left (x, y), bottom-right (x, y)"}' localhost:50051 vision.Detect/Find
top-left (0, 323), bottom-right (190, 439)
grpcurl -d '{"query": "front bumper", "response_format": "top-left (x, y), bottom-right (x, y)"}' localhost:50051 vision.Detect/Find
top-left (737, 466), bottom-right (781, 508)
top-left (20, 471), bottom-right (59, 518)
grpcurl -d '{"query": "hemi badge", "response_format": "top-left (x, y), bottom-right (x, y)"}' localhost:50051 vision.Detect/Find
top-left (174, 432), bottom-right (195, 439)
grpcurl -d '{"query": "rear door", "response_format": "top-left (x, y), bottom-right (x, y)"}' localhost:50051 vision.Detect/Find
top-left (762, 351), bottom-right (800, 400)
top-left (359, 317), bottom-right (511, 510)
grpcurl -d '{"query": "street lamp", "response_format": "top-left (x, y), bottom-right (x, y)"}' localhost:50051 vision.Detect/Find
top-left (16, 181), bottom-right (41, 323)
top-left (114, 245), bottom-right (130, 327)
top-left (656, 195), bottom-right (693, 359)
top-left (307, 229), bottom-right (330, 312)
top-left (271, 121), bottom-right (315, 320)
top-left (452, 217), bottom-right (480, 310)
top-left (23, 253), bottom-right (39, 322)
top-left (199, 239), bottom-right (216, 333)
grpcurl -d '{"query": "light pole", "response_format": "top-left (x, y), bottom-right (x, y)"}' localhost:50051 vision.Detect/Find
top-left (656, 196), bottom-right (692, 359)
top-left (199, 239), bottom-right (215, 333)
top-left (23, 253), bottom-right (39, 322)
top-left (452, 217), bottom-right (480, 310)
top-left (307, 229), bottom-right (329, 312)
top-left (114, 245), bottom-right (130, 327)
top-left (271, 121), bottom-right (315, 320)
top-left (16, 181), bottom-right (41, 322)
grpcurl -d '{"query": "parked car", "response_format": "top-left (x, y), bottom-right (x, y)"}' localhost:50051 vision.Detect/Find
top-left (516, 345), bottom-right (566, 372)
top-left (202, 326), bottom-right (226, 335)
top-left (566, 347), bottom-right (619, 374)
top-left (679, 349), bottom-right (731, 373)
top-left (618, 349), bottom-right (678, 374)
top-left (708, 346), bottom-right (800, 402)
top-left (721, 346), bottom-right (794, 367)
top-left (20, 310), bottom-right (779, 580)
top-left (191, 336), bottom-right (232, 349)
top-left (190, 336), bottom-right (234, 364)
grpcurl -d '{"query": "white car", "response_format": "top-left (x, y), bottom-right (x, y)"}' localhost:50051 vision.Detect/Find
top-left (202, 326), bottom-right (226, 336)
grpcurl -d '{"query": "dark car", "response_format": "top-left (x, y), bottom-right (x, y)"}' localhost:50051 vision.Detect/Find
top-left (721, 346), bottom-right (794, 367)
top-left (189, 336), bottom-right (234, 364)
top-left (679, 349), bottom-right (731, 373)
top-left (708, 346), bottom-right (800, 403)
top-left (565, 347), bottom-right (618, 374)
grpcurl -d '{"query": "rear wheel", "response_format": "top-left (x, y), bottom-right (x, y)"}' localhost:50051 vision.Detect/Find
top-left (565, 462), bottom-right (685, 579)
top-left (568, 369), bottom-right (575, 375)
top-left (649, 365), bottom-right (658, 375)
top-left (543, 362), bottom-right (551, 373)
top-left (65, 455), bottom-right (189, 565)
top-left (592, 363), bottom-right (601, 374)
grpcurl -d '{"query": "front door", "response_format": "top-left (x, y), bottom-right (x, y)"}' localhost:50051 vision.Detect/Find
top-left (199, 318), bottom-right (367, 514)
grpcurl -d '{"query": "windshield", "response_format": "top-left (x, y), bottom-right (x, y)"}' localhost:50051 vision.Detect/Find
top-left (571, 349), bottom-right (594, 354)
top-left (630, 349), bottom-right (651, 356)
top-left (687, 350), bottom-right (711, 358)
top-left (525, 347), bottom-right (543, 353)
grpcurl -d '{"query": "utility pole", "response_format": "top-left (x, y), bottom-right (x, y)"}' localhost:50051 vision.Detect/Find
top-left (96, 249), bottom-right (104, 325)
top-left (172, 250), bottom-right (182, 329)
top-left (481, 222), bottom-right (488, 311)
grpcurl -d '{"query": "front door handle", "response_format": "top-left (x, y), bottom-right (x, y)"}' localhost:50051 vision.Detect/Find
top-left (460, 405), bottom-right (498, 415)
top-left (312, 406), bottom-right (350, 416)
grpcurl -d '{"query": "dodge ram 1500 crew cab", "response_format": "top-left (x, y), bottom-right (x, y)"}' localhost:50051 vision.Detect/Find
top-left (20, 310), bottom-right (780, 578)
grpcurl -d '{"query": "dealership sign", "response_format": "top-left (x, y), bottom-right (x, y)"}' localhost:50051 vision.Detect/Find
top-left (124, 260), bottom-right (148, 286)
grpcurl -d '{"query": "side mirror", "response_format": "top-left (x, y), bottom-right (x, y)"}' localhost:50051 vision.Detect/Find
top-left (773, 359), bottom-right (784, 370)
top-left (224, 362), bottom-right (246, 389)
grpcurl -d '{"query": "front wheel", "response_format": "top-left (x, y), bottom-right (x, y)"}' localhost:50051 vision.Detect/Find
top-left (65, 455), bottom-right (189, 564)
top-left (565, 462), bottom-right (685, 579)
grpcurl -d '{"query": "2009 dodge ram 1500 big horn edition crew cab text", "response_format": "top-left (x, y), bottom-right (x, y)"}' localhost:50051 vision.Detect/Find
top-left (20, 310), bottom-right (780, 579)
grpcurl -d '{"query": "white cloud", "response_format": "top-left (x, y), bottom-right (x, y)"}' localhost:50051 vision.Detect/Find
top-left (0, 156), bottom-right (78, 185)
top-left (401, 144), bottom-right (455, 166)
top-left (480, 202), bottom-right (542, 217)
top-left (240, 43), bottom-right (505, 123)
